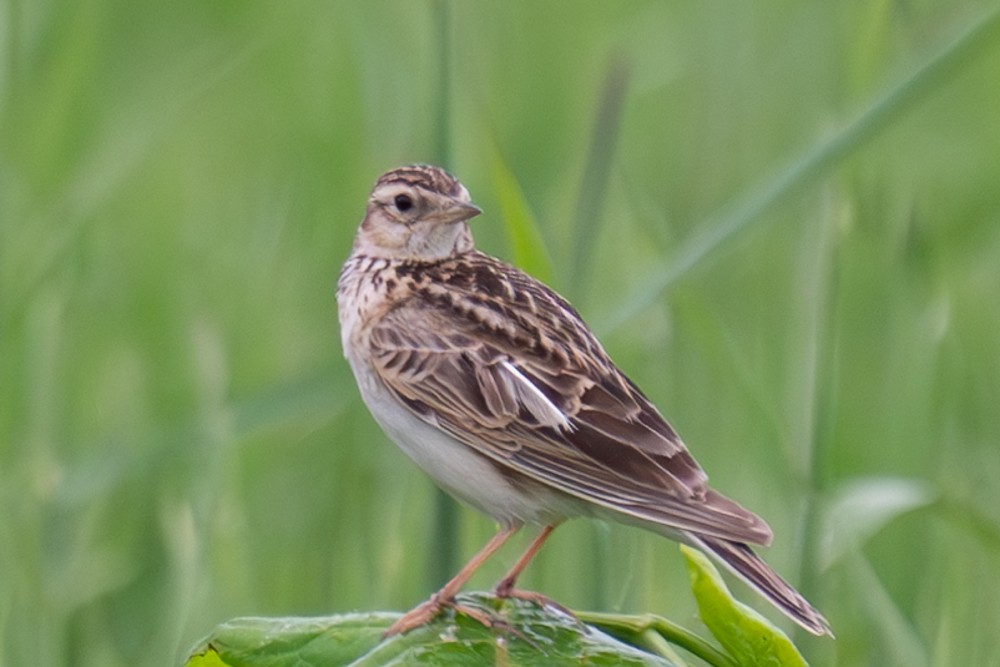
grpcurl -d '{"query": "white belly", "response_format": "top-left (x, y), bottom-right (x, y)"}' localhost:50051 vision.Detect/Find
top-left (347, 356), bottom-right (573, 526)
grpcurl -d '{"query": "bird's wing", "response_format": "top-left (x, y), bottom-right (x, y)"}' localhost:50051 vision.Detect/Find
top-left (368, 262), bottom-right (772, 545)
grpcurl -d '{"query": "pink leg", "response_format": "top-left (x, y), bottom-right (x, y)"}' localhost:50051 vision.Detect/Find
top-left (384, 524), bottom-right (520, 637)
top-left (493, 525), bottom-right (556, 599)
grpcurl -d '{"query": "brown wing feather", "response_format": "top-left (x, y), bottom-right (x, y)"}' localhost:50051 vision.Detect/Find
top-left (368, 252), bottom-right (772, 545)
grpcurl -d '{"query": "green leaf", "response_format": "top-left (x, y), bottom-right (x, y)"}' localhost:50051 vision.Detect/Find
top-left (184, 649), bottom-right (232, 667)
top-left (681, 546), bottom-right (808, 667)
top-left (578, 611), bottom-right (738, 667)
top-left (184, 593), bottom-right (677, 667)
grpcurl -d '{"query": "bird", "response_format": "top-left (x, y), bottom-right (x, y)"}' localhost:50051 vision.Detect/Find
top-left (336, 164), bottom-right (832, 638)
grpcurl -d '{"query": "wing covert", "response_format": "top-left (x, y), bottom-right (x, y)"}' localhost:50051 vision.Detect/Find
top-left (366, 266), bottom-right (771, 545)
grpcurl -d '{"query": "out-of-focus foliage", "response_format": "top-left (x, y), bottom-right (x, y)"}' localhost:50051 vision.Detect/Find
top-left (2, 2), bottom-right (999, 665)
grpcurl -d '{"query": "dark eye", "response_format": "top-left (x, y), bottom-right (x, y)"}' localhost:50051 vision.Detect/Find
top-left (394, 194), bottom-right (414, 212)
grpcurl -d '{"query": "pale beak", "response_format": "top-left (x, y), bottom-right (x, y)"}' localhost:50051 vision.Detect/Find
top-left (438, 199), bottom-right (482, 224)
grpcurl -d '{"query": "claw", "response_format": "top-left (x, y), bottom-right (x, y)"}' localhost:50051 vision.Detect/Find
top-left (494, 586), bottom-right (576, 619)
top-left (383, 594), bottom-right (506, 638)
top-left (383, 594), bottom-right (447, 638)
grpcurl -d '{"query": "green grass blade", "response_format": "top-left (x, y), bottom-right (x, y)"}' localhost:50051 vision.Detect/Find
top-left (487, 141), bottom-right (554, 284)
top-left (569, 57), bottom-right (630, 302)
top-left (598, 4), bottom-right (1000, 334)
top-left (428, 0), bottom-right (461, 591)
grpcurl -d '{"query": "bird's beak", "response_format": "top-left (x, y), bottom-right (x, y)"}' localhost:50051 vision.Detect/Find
top-left (438, 199), bottom-right (482, 224)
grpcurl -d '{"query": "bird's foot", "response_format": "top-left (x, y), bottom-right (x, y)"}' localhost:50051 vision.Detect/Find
top-left (493, 580), bottom-right (575, 618)
top-left (383, 593), bottom-right (498, 638)
top-left (383, 593), bottom-right (447, 638)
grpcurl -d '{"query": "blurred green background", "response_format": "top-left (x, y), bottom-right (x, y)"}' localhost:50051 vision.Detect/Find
top-left (3, 1), bottom-right (1000, 665)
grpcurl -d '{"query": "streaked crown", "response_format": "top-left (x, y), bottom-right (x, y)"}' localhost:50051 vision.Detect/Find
top-left (373, 165), bottom-right (469, 200)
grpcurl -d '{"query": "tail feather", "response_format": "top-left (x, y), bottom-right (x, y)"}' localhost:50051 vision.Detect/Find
top-left (689, 534), bottom-right (833, 637)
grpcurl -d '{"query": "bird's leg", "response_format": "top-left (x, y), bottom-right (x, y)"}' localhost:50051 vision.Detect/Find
top-left (493, 525), bottom-right (554, 597)
top-left (384, 524), bottom-right (519, 637)
top-left (492, 525), bottom-right (570, 614)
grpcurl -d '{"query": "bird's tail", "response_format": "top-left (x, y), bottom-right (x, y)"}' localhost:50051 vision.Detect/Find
top-left (688, 534), bottom-right (833, 637)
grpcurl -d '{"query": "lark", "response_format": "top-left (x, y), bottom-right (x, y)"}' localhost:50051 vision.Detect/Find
top-left (337, 164), bottom-right (831, 638)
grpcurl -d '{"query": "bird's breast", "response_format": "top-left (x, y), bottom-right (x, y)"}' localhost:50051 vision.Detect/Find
top-left (337, 254), bottom-right (396, 353)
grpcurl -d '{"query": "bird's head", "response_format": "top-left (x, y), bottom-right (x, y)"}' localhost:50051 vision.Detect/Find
top-left (354, 165), bottom-right (482, 261)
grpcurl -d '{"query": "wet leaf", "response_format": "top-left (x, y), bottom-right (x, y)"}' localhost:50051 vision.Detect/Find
top-left (184, 593), bottom-right (676, 666)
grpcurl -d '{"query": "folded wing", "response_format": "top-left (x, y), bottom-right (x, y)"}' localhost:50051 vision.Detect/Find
top-left (368, 260), bottom-right (772, 545)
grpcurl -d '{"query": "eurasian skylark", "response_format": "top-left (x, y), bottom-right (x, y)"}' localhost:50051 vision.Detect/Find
top-left (337, 164), bottom-right (831, 638)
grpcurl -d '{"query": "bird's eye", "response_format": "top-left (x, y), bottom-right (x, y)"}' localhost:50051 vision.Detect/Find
top-left (394, 194), bottom-right (414, 212)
